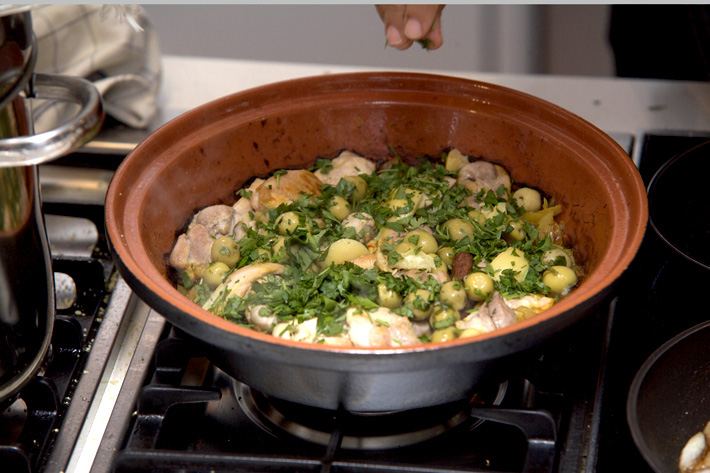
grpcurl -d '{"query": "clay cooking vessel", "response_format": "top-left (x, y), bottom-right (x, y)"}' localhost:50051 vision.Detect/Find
top-left (105, 72), bottom-right (647, 412)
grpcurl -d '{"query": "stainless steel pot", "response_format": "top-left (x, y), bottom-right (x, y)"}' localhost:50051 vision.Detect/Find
top-left (0, 6), bottom-right (103, 404)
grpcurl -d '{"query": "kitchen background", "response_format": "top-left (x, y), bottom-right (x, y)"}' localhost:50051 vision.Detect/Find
top-left (143, 5), bottom-right (613, 76)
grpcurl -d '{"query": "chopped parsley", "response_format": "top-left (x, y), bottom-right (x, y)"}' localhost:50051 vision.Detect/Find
top-left (177, 150), bottom-right (578, 343)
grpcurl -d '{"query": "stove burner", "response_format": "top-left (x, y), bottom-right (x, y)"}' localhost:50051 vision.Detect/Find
top-left (234, 379), bottom-right (508, 450)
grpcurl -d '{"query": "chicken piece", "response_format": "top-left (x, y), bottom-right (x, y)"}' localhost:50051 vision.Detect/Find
top-left (345, 307), bottom-right (419, 347)
top-left (375, 248), bottom-right (392, 273)
top-left (342, 212), bottom-right (376, 242)
top-left (346, 309), bottom-right (390, 347)
top-left (250, 169), bottom-right (321, 210)
top-left (245, 304), bottom-right (277, 332)
top-left (350, 253), bottom-right (377, 269)
top-left (314, 150), bottom-right (376, 186)
top-left (412, 320), bottom-right (432, 338)
top-left (319, 335), bottom-right (354, 347)
top-left (203, 262), bottom-right (284, 309)
top-left (372, 228), bottom-right (402, 273)
top-left (370, 307), bottom-right (419, 346)
top-left (429, 265), bottom-right (451, 284)
top-left (457, 161), bottom-right (511, 194)
top-left (232, 197), bottom-right (255, 241)
top-left (169, 223), bottom-right (213, 270)
top-left (482, 292), bottom-right (517, 329)
top-left (232, 197), bottom-right (251, 217)
top-left (193, 205), bottom-right (236, 238)
top-left (243, 178), bottom-right (265, 209)
top-left (680, 422), bottom-right (710, 473)
top-left (393, 253), bottom-right (436, 271)
top-left (456, 310), bottom-right (496, 334)
top-left (463, 194), bottom-right (483, 209)
top-left (456, 293), bottom-right (516, 334)
top-left (504, 294), bottom-right (555, 319)
top-left (272, 318), bottom-right (318, 343)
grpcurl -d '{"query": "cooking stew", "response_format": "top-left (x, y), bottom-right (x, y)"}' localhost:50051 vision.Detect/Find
top-left (169, 149), bottom-right (581, 347)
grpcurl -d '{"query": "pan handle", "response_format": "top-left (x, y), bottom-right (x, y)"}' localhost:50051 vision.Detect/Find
top-left (0, 73), bottom-right (104, 167)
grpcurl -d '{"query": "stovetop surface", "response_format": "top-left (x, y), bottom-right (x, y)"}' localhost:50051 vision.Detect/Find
top-left (3, 131), bottom-right (709, 473)
top-left (596, 132), bottom-right (710, 473)
top-left (0, 197), bottom-right (124, 473)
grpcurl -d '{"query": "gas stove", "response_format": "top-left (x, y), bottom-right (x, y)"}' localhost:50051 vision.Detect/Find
top-left (1, 130), bottom-right (707, 473)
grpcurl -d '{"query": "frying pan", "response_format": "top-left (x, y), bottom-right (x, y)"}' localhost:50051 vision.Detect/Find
top-left (627, 320), bottom-right (710, 473)
top-left (648, 139), bottom-right (710, 271)
top-left (105, 72), bottom-right (647, 412)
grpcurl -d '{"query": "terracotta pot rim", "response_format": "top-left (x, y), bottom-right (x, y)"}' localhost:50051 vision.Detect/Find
top-left (106, 71), bottom-right (648, 355)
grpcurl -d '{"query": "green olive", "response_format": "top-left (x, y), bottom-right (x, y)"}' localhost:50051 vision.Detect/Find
top-left (324, 238), bottom-right (369, 266)
top-left (542, 248), bottom-right (573, 267)
top-left (387, 198), bottom-right (410, 213)
top-left (490, 247), bottom-right (529, 282)
top-left (277, 211), bottom-right (300, 234)
top-left (272, 236), bottom-right (287, 260)
top-left (377, 283), bottom-right (402, 309)
top-left (439, 280), bottom-right (467, 310)
top-left (395, 240), bottom-right (418, 257)
top-left (445, 148), bottom-right (468, 172)
top-left (190, 263), bottom-right (208, 279)
top-left (378, 228), bottom-right (398, 245)
top-left (459, 328), bottom-right (483, 338)
top-left (329, 196), bottom-right (351, 221)
top-left (513, 187), bottom-right (542, 212)
top-left (506, 220), bottom-right (526, 242)
top-left (254, 247), bottom-right (271, 262)
top-left (203, 262), bottom-right (230, 289)
top-left (405, 289), bottom-right (433, 321)
top-left (405, 229), bottom-right (439, 254)
top-left (343, 175), bottom-right (368, 201)
top-left (543, 265), bottom-right (578, 294)
top-left (211, 236), bottom-right (240, 267)
top-left (431, 327), bottom-right (458, 343)
top-left (403, 188), bottom-right (425, 207)
top-left (463, 272), bottom-right (494, 301)
top-left (468, 210), bottom-right (487, 225)
top-left (437, 246), bottom-right (455, 268)
top-left (429, 307), bottom-right (461, 330)
top-left (311, 218), bottom-right (326, 230)
top-left (481, 202), bottom-right (508, 220)
top-left (434, 256), bottom-right (449, 277)
top-left (444, 218), bottom-right (474, 241)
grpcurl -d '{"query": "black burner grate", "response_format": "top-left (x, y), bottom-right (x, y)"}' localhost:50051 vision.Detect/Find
top-left (0, 255), bottom-right (116, 473)
top-left (104, 306), bottom-right (618, 473)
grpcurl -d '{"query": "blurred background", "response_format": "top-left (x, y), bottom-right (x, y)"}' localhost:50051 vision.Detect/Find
top-left (143, 5), bottom-right (614, 76)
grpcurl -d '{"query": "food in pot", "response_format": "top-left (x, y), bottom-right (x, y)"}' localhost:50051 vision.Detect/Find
top-left (169, 149), bottom-right (581, 347)
top-left (680, 421), bottom-right (710, 473)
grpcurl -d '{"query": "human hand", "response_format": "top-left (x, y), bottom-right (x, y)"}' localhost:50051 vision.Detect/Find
top-left (376, 4), bottom-right (445, 50)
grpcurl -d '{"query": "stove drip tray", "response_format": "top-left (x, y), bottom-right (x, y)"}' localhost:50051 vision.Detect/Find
top-left (234, 379), bottom-right (508, 450)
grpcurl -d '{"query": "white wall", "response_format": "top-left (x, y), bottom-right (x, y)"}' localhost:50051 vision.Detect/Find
top-left (143, 5), bottom-right (614, 76)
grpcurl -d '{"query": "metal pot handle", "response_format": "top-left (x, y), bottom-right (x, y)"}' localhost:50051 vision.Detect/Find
top-left (0, 72), bottom-right (104, 167)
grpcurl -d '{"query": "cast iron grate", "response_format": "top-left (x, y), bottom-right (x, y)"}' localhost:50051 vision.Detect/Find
top-left (0, 255), bottom-right (115, 473)
top-left (109, 313), bottom-right (621, 473)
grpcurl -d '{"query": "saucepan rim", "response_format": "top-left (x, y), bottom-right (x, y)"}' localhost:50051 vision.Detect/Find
top-left (647, 138), bottom-right (710, 271)
top-left (626, 319), bottom-right (710, 473)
